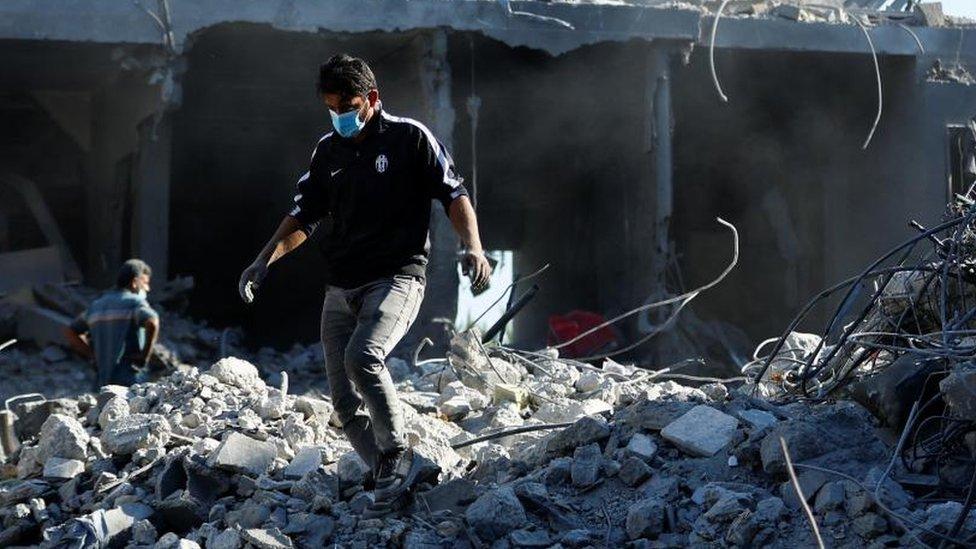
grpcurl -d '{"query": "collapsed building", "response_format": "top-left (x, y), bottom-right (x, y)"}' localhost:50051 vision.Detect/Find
top-left (4, 1), bottom-right (976, 548)
top-left (1, 0), bottom-right (974, 351)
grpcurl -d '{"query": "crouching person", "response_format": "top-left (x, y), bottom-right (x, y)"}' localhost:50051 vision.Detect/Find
top-left (64, 259), bottom-right (160, 389)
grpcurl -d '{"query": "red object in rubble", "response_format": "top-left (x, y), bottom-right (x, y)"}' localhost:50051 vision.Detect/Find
top-left (548, 310), bottom-right (618, 358)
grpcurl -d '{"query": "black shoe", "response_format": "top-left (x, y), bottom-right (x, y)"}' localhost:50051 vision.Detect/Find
top-left (364, 449), bottom-right (441, 518)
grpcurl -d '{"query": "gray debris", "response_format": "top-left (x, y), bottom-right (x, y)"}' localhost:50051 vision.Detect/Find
top-left (625, 432), bottom-right (658, 461)
top-left (813, 481), bottom-right (846, 513)
top-left (131, 519), bottom-right (158, 545)
top-left (37, 414), bottom-right (89, 462)
top-left (618, 456), bottom-right (652, 487)
top-left (737, 409), bottom-right (778, 431)
top-left (209, 357), bottom-right (265, 389)
top-left (209, 528), bottom-right (242, 549)
top-left (283, 446), bottom-right (322, 479)
top-left (661, 405), bottom-right (738, 457)
top-left (626, 497), bottom-right (665, 540)
top-left (42, 457), bottom-right (85, 479)
top-left (98, 395), bottom-right (130, 430)
top-left (570, 443), bottom-right (602, 487)
top-left (617, 398), bottom-right (696, 432)
top-left (207, 432), bottom-right (276, 476)
top-left (465, 486), bottom-right (527, 540)
top-left (544, 415), bottom-right (611, 458)
top-left (241, 527), bottom-right (294, 549)
top-left (101, 413), bottom-right (171, 455)
top-left (337, 451), bottom-right (370, 488)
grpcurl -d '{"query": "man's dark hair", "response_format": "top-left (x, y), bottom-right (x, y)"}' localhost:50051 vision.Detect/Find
top-left (116, 258), bottom-right (152, 289)
top-left (317, 54), bottom-right (377, 98)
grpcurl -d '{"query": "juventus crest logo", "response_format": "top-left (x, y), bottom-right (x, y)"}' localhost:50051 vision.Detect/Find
top-left (375, 154), bottom-right (388, 173)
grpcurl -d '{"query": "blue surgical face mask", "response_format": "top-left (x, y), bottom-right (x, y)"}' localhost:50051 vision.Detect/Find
top-left (329, 99), bottom-right (368, 138)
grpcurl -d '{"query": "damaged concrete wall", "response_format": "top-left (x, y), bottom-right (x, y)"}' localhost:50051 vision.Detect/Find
top-left (0, 40), bottom-right (168, 288)
top-left (672, 46), bottom-right (976, 343)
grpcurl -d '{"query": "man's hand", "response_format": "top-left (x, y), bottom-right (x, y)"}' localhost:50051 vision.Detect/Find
top-left (239, 261), bottom-right (269, 304)
top-left (463, 250), bottom-right (492, 292)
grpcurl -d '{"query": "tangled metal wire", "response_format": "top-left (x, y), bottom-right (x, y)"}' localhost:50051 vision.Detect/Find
top-left (749, 191), bottom-right (976, 401)
top-left (745, 190), bottom-right (976, 546)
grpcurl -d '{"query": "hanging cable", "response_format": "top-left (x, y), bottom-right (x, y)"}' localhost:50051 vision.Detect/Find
top-left (552, 218), bottom-right (738, 353)
top-left (709, 0), bottom-right (733, 103)
top-left (854, 17), bottom-right (883, 150)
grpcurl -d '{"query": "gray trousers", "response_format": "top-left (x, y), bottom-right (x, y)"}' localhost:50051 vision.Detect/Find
top-left (321, 274), bottom-right (425, 470)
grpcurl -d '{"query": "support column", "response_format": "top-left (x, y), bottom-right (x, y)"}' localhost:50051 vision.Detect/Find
top-left (414, 29), bottom-right (461, 351)
top-left (650, 47), bottom-right (673, 297)
top-left (637, 46), bottom-right (676, 364)
top-left (132, 114), bottom-right (171, 278)
top-left (85, 73), bottom-right (165, 287)
top-left (86, 87), bottom-right (129, 287)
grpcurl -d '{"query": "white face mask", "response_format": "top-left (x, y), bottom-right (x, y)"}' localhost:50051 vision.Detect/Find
top-left (137, 289), bottom-right (148, 299)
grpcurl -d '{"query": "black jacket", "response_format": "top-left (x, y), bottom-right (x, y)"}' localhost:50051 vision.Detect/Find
top-left (289, 107), bottom-right (468, 288)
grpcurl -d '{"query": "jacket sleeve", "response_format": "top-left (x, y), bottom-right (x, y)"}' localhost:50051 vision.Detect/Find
top-left (416, 126), bottom-right (468, 211)
top-left (289, 135), bottom-right (332, 234)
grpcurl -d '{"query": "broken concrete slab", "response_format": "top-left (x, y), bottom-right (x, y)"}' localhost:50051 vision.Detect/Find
top-left (779, 469), bottom-right (829, 509)
top-left (417, 478), bottom-right (477, 514)
top-left (661, 405), bottom-right (738, 457)
top-left (626, 497), bottom-right (665, 540)
top-left (625, 433), bottom-right (658, 461)
top-left (571, 443), bottom-right (602, 488)
top-left (759, 421), bottom-right (829, 475)
top-left (42, 457), bottom-right (85, 479)
top-left (737, 409), bottom-right (778, 431)
top-left (618, 456), bottom-right (652, 487)
top-left (465, 486), bottom-right (527, 540)
top-left (283, 446), bottom-right (322, 479)
top-left (36, 413), bottom-right (88, 462)
top-left (98, 395), bottom-right (130, 430)
top-left (241, 527), bottom-right (294, 549)
top-left (100, 413), bottom-right (170, 455)
top-left (207, 432), bottom-right (276, 476)
top-left (544, 415), bottom-right (610, 458)
top-left (616, 398), bottom-right (696, 432)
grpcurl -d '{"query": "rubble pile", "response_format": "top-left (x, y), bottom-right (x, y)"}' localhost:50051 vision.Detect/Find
top-left (743, 195), bottom-right (976, 545)
top-left (0, 280), bottom-right (332, 404)
top-left (4, 324), bottom-right (975, 548)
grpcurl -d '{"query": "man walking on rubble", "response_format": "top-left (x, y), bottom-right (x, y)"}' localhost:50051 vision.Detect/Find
top-left (238, 54), bottom-right (492, 517)
top-left (64, 259), bottom-right (160, 389)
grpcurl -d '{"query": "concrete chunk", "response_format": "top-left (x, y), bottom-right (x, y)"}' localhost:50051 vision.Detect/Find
top-left (626, 498), bottom-right (665, 540)
top-left (101, 413), bottom-right (171, 455)
top-left (209, 357), bottom-right (264, 390)
top-left (571, 443), bottom-right (602, 488)
top-left (241, 527), bottom-right (294, 549)
top-left (283, 447), bottom-right (322, 479)
top-left (618, 457), bottom-right (652, 487)
top-left (737, 408), bottom-right (778, 431)
top-left (43, 457), bottom-right (85, 479)
top-left (13, 398), bottom-right (79, 440)
top-left (37, 414), bottom-right (88, 462)
top-left (466, 487), bottom-right (527, 539)
top-left (625, 433), bottom-right (658, 461)
top-left (544, 415), bottom-right (611, 457)
top-left (98, 396), bottom-right (131, 430)
top-left (208, 432), bottom-right (276, 476)
top-left (940, 368), bottom-right (976, 421)
top-left (661, 405), bottom-right (738, 457)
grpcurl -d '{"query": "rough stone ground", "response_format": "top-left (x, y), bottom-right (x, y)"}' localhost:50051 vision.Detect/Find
top-left (1, 328), bottom-right (974, 548)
